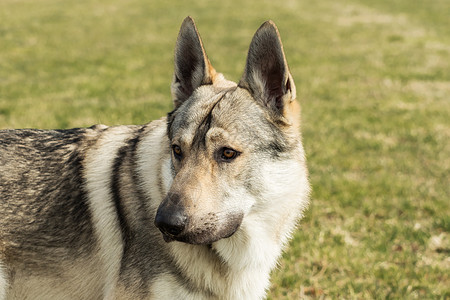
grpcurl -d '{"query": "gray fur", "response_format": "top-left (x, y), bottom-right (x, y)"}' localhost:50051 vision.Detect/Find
top-left (0, 128), bottom-right (97, 272)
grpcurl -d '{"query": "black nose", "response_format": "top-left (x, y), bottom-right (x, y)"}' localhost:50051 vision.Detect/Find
top-left (154, 208), bottom-right (187, 237)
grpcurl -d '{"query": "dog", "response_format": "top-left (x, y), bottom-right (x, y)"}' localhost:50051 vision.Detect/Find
top-left (0, 17), bottom-right (310, 299)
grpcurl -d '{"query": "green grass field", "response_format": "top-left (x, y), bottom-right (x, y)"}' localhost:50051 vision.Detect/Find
top-left (1, 0), bottom-right (449, 298)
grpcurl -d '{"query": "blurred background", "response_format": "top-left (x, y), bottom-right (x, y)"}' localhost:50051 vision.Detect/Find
top-left (1, 0), bottom-right (449, 298)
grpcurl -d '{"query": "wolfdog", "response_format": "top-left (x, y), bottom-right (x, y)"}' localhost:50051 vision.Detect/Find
top-left (0, 17), bottom-right (310, 299)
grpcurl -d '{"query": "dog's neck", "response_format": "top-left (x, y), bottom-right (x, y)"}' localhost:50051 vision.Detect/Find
top-left (167, 225), bottom-right (283, 299)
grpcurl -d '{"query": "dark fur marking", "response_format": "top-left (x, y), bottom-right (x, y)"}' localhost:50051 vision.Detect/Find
top-left (0, 129), bottom-right (96, 274)
top-left (254, 114), bottom-right (295, 159)
top-left (166, 109), bottom-right (178, 140)
top-left (129, 126), bottom-right (150, 213)
top-left (190, 94), bottom-right (225, 150)
top-left (110, 126), bottom-right (148, 239)
top-left (109, 125), bottom-right (175, 294)
top-left (111, 144), bottom-right (133, 248)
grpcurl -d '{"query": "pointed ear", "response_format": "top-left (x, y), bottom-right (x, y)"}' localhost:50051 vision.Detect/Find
top-left (171, 16), bottom-right (217, 108)
top-left (238, 21), bottom-right (296, 123)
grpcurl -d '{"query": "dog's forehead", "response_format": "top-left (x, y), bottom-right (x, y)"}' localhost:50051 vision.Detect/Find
top-left (169, 86), bottom-right (270, 145)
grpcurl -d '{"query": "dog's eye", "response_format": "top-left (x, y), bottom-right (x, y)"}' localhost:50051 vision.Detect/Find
top-left (221, 147), bottom-right (239, 161)
top-left (172, 145), bottom-right (182, 159)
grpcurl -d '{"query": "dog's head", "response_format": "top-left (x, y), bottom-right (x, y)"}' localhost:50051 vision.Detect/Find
top-left (155, 17), bottom-right (304, 245)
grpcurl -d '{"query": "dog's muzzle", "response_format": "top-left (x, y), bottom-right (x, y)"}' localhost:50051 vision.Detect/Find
top-left (155, 193), bottom-right (244, 244)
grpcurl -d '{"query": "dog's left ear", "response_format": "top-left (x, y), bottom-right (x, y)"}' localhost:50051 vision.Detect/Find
top-left (239, 21), bottom-right (297, 125)
top-left (171, 16), bottom-right (217, 108)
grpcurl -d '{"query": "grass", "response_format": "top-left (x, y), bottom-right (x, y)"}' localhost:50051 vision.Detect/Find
top-left (1, 0), bottom-right (449, 298)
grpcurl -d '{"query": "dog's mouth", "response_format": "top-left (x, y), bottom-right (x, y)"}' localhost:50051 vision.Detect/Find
top-left (156, 214), bottom-right (243, 245)
top-left (161, 233), bottom-right (176, 243)
top-left (160, 227), bottom-right (240, 245)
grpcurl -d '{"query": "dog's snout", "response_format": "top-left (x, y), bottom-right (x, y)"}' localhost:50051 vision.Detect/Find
top-left (155, 207), bottom-right (187, 238)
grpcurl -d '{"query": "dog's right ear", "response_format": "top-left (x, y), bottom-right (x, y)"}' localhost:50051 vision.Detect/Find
top-left (171, 16), bottom-right (217, 108)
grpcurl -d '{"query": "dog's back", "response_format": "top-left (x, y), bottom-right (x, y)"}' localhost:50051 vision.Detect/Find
top-left (0, 128), bottom-right (102, 298)
top-left (0, 128), bottom-right (95, 265)
top-left (0, 124), bottom-right (174, 299)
